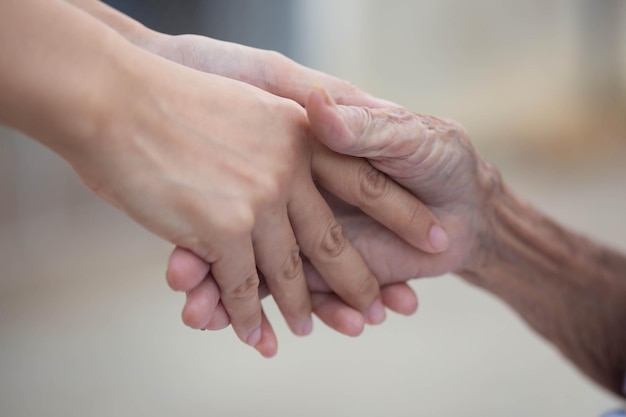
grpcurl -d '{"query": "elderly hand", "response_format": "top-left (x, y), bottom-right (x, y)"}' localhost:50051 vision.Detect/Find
top-left (167, 87), bottom-right (496, 355)
top-left (305, 87), bottom-right (496, 281)
top-left (56, 0), bottom-right (447, 355)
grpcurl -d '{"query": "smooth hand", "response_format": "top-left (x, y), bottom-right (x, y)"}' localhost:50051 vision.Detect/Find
top-left (70, 44), bottom-right (446, 356)
top-left (55, 4), bottom-right (441, 354)
top-left (143, 32), bottom-right (441, 344)
top-left (168, 88), bottom-right (497, 350)
top-left (140, 32), bottom-right (395, 109)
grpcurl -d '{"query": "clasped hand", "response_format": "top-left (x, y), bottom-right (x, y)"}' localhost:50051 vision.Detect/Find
top-left (60, 38), bottom-right (448, 353)
top-left (110, 31), bottom-right (492, 357)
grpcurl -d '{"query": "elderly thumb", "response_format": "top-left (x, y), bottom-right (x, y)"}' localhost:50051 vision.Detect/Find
top-left (306, 85), bottom-right (383, 158)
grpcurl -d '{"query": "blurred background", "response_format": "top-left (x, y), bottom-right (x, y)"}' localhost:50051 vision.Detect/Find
top-left (1, 1), bottom-right (625, 415)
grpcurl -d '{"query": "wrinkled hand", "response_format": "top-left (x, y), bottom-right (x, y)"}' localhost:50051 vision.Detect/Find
top-left (68, 41), bottom-right (446, 354)
top-left (167, 87), bottom-right (497, 355)
top-left (305, 87), bottom-right (496, 280)
top-left (139, 32), bottom-right (432, 346)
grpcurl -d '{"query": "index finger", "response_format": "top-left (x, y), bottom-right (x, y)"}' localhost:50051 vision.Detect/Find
top-left (288, 180), bottom-right (386, 325)
top-left (312, 144), bottom-right (449, 253)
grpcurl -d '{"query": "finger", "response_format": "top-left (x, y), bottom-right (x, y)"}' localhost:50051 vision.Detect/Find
top-left (182, 275), bottom-right (221, 329)
top-left (211, 239), bottom-right (263, 348)
top-left (288, 181), bottom-right (386, 325)
top-left (259, 52), bottom-right (397, 108)
top-left (254, 309), bottom-right (278, 358)
top-left (268, 257), bottom-right (366, 337)
top-left (186, 277), bottom-right (272, 331)
top-left (311, 293), bottom-right (365, 337)
top-left (253, 210), bottom-right (313, 336)
top-left (200, 304), bottom-right (277, 358)
top-left (313, 145), bottom-right (449, 253)
top-left (380, 283), bottom-right (419, 316)
top-left (166, 246), bottom-right (210, 292)
top-left (310, 288), bottom-right (415, 336)
top-left (203, 300), bottom-right (231, 330)
top-left (306, 85), bottom-right (422, 160)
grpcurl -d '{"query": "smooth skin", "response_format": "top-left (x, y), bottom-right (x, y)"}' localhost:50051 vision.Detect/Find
top-left (58, 0), bottom-right (441, 344)
top-left (171, 88), bottom-right (626, 397)
top-left (0, 0), bottom-right (447, 351)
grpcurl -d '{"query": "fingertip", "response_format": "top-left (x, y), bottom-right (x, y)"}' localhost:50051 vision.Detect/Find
top-left (428, 224), bottom-right (449, 253)
top-left (311, 294), bottom-right (365, 337)
top-left (246, 327), bottom-right (262, 347)
top-left (381, 284), bottom-right (419, 316)
top-left (254, 313), bottom-right (278, 358)
top-left (343, 317), bottom-right (366, 337)
top-left (294, 316), bottom-right (314, 337)
top-left (255, 337), bottom-right (278, 358)
top-left (364, 297), bottom-right (386, 325)
top-left (181, 297), bottom-right (208, 329)
top-left (181, 277), bottom-right (222, 329)
top-left (166, 247), bottom-right (210, 292)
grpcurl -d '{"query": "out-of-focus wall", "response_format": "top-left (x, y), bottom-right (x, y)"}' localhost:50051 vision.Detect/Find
top-left (295, 0), bottom-right (626, 160)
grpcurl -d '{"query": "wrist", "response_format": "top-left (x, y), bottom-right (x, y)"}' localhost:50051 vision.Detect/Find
top-left (456, 157), bottom-right (505, 279)
top-left (457, 167), bottom-right (626, 396)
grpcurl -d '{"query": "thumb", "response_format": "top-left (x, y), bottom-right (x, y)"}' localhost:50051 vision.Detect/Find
top-left (306, 86), bottom-right (420, 161)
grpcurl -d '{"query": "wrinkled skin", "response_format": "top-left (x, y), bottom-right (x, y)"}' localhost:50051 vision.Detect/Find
top-left (167, 88), bottom-right (496, 356)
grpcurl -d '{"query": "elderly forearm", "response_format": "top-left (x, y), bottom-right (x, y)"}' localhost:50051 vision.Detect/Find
top-left (460, 182), bottom-right (626, 397)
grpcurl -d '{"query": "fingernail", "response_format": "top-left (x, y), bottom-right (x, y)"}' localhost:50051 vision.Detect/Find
top-left (246, 327), bottom-right (262, 347)
top-left (297, 317), bottom-right (313, 336)
top-left (429, 225), bottom-right (449, 252)
top-left (311, 83), bottom-right (336, 107)
top-left (365, 298), bottom-right (386, 325)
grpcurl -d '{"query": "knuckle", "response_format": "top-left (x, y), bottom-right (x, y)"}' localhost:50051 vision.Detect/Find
top-left (181, 306), bottom-right (203, 329)
top-left (226, 273), bottom-right (260, 302)
top-left (317, 221), bottom-right (348, 260)
top-left (255, 172), bottom-right (282, 204)
top-left (339, 270), bottom-right (378, 310)
top-left (356, 272), bottom-right (379, 299)
top-left (354, 106), bottom-right (375, 145)
top-left (277, 246), bottom-right (303, 282)
top-left (357, 162), bottom-right (390, 203)
top-left (256, 50), bottom-right (289, 89)
top-left (214, 202), bottom-right (255, 237)
top-left (444, 120), bottom-right (467, 140)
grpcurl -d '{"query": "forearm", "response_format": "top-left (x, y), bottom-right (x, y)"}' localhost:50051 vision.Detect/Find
top-left (460, 180), bottom-right (626, 397)
top-left (0, 0), bottom-right (135, 159)
top-left (62, 0), bottom-right (157, 48)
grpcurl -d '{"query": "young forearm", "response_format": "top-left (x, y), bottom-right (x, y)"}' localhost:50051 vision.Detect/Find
top-left (460, 180), bottom-right (626, 397)
top-left (62, 0), bottom-right (156, 47)
top-left (0, 0), bottom-right (132, 156)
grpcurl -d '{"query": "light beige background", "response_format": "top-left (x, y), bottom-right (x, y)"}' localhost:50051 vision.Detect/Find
top-left (1, 1), bottom-right (625, 415)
